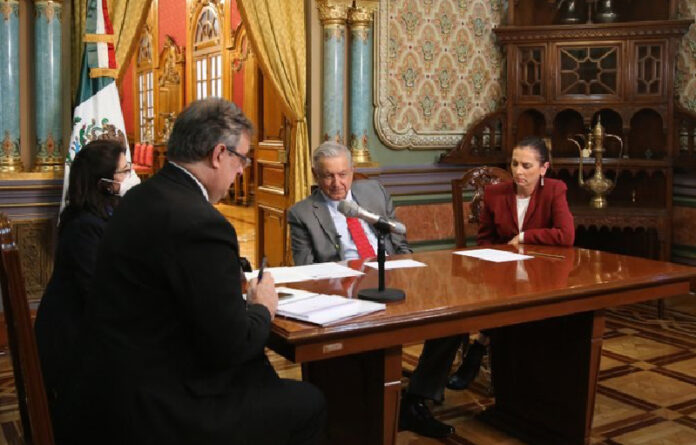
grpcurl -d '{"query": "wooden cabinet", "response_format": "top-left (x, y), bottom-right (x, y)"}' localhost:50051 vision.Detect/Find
top-left (441, 0), bottom-right (692, 265)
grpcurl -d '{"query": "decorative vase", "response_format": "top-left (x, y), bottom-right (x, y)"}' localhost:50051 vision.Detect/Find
top-left (557, 0), bottom-right (585, 24)
top-left (595, 0), bottom-right (619, 23)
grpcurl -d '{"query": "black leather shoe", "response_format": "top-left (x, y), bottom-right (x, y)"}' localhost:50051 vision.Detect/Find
top-left (399, 395), bottom-right (455, 438)
top-left (447, 341), bottom-right (486, 390)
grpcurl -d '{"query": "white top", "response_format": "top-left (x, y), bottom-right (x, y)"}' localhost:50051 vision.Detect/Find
top-left (516, 196), bottom-right (531, 242)
top-left (169, 161), bottom-right (209, 201)
top-left (322, 190), bottom-right (379, 260)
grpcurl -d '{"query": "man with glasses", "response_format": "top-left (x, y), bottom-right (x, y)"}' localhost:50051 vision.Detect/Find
top-left (73, 98), bottom-right (326, 445)
top-left (288, 141), bottom-right (411, 266)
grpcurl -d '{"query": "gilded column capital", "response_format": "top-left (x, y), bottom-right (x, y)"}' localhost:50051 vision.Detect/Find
top-left (316, 0), bottom-right (352, 26)
top-left (1, 1), bottom-right (19, 22)
top-left (348, 1), bottom-right (378, 26)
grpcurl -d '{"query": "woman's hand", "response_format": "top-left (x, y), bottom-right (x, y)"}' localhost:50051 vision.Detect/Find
top-left (507, 234), bottom-right (521, 247)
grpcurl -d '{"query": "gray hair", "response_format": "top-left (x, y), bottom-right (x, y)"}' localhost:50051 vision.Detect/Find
top-left (312, 141), bottom-right (352, 171)
top-left (167, 97), bottom-right (253, 163)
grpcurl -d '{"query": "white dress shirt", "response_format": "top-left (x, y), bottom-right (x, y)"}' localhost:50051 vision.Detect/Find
top-left (322, 190), bottom-right (379, 260)
top-left (169, 161), bottom-right (209, 201)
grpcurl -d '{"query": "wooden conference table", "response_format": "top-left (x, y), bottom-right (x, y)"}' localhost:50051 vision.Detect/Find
top-left (267, 246), bottom-right (696, 445)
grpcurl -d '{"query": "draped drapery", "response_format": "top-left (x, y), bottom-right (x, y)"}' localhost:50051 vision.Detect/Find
top-left (237, 0), bottom-right (312, 204)
top-left (71, 0), bottom-right (152, 100)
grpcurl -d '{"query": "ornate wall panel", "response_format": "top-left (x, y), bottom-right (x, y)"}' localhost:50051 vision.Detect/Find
top-left (374, 0), bottom-right (505, 149)
top-left (676, 0), bottom-right (696, 111)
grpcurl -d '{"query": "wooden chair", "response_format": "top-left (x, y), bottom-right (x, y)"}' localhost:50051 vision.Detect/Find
top-left (451, 166), bottom-right (512, 248)
top-left (0, 214), bottom-right (55, 445)
top-left (450, 167), bottom-right (511, 394)
top-left (133, 143), bottom-right (154, 180)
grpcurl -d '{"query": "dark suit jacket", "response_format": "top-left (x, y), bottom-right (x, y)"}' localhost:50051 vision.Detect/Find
top-left (288, 179), bottom-right (411, 265)
top-left (478, 178), bottom-right (575, 246)
top-left (74, 163), bottom-right (275, 444)
top-left (35, 210), bottom-right (107, 438)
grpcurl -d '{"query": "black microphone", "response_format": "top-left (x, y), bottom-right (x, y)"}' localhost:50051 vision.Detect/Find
top-left (337, 200), bottom-right (407, 235)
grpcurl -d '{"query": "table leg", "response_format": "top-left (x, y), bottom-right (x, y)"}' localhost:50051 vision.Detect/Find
top-left (302, 346), bottom-right (402, 445)
top-left (483, 310), bottom-right (605, 445)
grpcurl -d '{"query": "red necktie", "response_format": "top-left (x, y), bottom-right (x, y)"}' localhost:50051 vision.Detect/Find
top-left (346, 217), bottom-right (376, 259)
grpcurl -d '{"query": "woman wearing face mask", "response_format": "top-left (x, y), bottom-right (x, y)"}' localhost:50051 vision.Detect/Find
top-left (446, 136), bottom-right (575, 391)
top-left (34, 139), bottom-right (137, 442)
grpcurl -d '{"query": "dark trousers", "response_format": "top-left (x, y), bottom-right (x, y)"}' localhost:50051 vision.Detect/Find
top-left (66, 374), bottom-right (326, 445)
top-left (238, 378), bottom-right (327, 445)
top-left (407, 334), bottom-right (467, 402)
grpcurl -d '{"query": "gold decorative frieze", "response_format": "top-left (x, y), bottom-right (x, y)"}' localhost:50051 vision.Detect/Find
top-left (317, 0), bottom-right (352, 25)
top-left (159, 36), bottom-right (183, 85)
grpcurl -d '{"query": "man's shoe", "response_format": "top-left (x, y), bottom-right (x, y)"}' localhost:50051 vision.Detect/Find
top-left (446, 341), bottom-right (486, 390)
top-left (399, 395), bottom-right (455, 438)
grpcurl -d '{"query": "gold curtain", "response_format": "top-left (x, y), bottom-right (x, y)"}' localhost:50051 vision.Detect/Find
top-left (71, 0), bottom-right (152, 99)
top-left (237, 0), bottom-right (312, 203)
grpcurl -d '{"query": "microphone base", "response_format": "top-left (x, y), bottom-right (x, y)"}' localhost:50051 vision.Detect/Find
top-left (358, 288), bottom-right (405, 303)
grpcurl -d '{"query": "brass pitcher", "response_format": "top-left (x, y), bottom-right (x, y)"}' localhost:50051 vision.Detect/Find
top-left (568, 118), bottom-right (624, 209)
top-left (557, 0), bottom-right (585, 24)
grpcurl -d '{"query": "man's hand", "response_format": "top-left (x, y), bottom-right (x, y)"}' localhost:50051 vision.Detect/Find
top-left (247, 272), bottom-right (278, 320)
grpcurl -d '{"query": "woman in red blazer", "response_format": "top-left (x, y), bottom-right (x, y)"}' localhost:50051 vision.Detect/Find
top-left (447, 136), bottom-right (575, 390)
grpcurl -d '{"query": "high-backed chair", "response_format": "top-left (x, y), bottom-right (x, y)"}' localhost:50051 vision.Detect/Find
top-left (0, 214), bottom-right (55, 445)
top-left (133, 144), bottom-right (155, 179)
top-left (451, 166), bottom-right (512, 248)
top-left (450, 167), bottom-right (511, 394)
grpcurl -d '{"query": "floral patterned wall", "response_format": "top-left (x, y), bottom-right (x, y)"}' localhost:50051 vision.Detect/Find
top-left (677, 0), bottom-right (696, 111)
top-left (374, 0), bottom-right (506, 150)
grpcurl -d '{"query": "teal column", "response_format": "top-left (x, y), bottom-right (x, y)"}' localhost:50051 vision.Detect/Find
top-left (318, 1), bottom-right (350, 144)
top-left (34, 0), bottom-right (63, 171)
top-left (0, 0), bottom-right (22, 172)
top-left (348, 3), bottom-right (377, 166)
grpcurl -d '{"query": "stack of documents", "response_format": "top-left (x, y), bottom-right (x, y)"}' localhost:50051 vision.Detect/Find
top-left (274, 287), bottom-right (385, 325)
top-left (244, 262), bottom-right (364, 284)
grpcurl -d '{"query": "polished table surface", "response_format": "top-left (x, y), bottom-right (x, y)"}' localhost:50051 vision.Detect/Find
top-left (267, 246), bottom-right (696, 445)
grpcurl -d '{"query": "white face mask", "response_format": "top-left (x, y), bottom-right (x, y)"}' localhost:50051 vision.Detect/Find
top-left (101, 170), bottom-right (141, 197)
top-left (117, 171), bottom-right (141, 196)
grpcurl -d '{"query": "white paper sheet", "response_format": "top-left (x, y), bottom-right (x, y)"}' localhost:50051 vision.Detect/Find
top-left (245, 262), bottom-right (364, 284)
top-left (453, 248), bottom-right (533, 263)
top-left (294, 262), bottom-right (364, 279)
top-left (363, 259), bottom-right (427, 270)
top-left (276, 287), bottom-right (319, 305)
top-left (276, 294), bottom-right (385, 325)
top-left (244, 267), bottom-right (309, 284)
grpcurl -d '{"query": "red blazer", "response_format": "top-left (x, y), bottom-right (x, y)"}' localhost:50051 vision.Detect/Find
top-left (477, 178), bottom-right (575, 246)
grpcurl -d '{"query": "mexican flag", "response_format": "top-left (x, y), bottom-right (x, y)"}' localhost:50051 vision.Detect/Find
top-left (62, 0), bottom-right (130, 207)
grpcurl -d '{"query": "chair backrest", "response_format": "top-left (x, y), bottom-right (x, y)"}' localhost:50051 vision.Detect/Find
top-left (0, 214), bottom-right (55, 445)
top-left (133, 143), bottom-right (142, 166)
top-left (144, 144), bottom-right (154, 168)
top-left (451, 166), bottom-right (512, 248)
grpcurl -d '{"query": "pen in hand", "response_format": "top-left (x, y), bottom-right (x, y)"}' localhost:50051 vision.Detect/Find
top-left (257, 256), bottom-right (267, 283)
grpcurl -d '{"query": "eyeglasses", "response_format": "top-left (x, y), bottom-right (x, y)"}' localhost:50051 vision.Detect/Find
top-left (224, 146), bottom-right (252, 168)
top-left (114, 162), bottom-right (132, 177)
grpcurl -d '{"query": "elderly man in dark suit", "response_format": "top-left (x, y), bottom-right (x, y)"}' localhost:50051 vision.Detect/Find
top-left (73, 98), bottom-right (325, 445)
top-left (288, 142), bottom-right (457, 439)
top-left (288, 141), bottom-right (410, 265)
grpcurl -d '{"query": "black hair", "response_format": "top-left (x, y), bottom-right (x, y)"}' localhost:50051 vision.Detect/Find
top-left (515, 136), bottom-right (550, 164)
top-left (167, 97), bottom-right (253, 163)
top-left (60, 139), bottom-right (125, 230)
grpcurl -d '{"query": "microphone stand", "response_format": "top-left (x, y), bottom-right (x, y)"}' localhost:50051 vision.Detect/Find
top-left (358, 223), bottom-right (405, 302)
